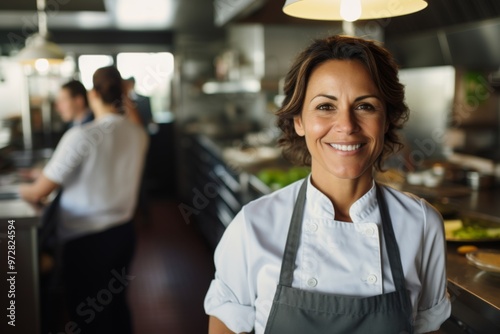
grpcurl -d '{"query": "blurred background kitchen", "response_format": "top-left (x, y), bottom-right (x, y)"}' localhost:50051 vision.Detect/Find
top-left (0, 0), bottom-right (500, 333)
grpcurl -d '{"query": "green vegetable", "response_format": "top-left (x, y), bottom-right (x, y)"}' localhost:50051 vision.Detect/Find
top-left (257, 166), bottom-right (311, 189)
top-left (452, 225), bottom-right (500, 239)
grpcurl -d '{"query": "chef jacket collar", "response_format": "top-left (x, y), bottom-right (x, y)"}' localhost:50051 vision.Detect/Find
top-left (306, 174), bottom-right (377, 223)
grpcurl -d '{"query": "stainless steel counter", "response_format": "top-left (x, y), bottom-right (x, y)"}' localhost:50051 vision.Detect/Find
top-left (400, 183), bottom-right (500, 331)
top-left (0, 197), bottom-right (41, 334)
top-left (0, 199), bottom-right (40, 221)
top-left (446, 243), bottom-right (500, 333)
top-left (398, 182), bottom-right (500, 223)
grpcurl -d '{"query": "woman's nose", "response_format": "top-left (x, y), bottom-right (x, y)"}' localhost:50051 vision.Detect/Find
top-left (334, 109), bottom-right (359, 134)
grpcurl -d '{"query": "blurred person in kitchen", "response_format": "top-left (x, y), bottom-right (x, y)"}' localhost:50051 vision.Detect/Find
top-left (20, 80), bottom-right (94, 182)
top-left (56, 79), bottom-right (94, 128)
top-left (19, 65), bottom-right (148, 334)
top-left (205, 35), bottom-right (450, 334)
top-left (33, 79), bottom-right (95, 333)
top-left (124, 76), bottom-right (154, 224)
top-left (124, 76), bottom-right (153, 128)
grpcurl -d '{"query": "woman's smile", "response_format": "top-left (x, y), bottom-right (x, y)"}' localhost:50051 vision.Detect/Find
top-left (328, 142), bottom-right (366, 153)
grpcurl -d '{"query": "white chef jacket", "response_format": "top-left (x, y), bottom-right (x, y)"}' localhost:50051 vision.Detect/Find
top-left (204, 176), bottom-right (451, 334)
top-left (43, 114), bottom-right (148, 242)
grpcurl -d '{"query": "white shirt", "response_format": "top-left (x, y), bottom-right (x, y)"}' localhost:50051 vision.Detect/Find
top-left (204, 176), bottom-right (451, 334)
top-left (43, 114), bottom-right (148, 242)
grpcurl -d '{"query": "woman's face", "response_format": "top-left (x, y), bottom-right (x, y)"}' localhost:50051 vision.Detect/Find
top-left (294, 59), bottom-right (387, 181)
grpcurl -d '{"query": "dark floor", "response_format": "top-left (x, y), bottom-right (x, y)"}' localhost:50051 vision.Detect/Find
top-left (128, 198), bottom-right (215, 334)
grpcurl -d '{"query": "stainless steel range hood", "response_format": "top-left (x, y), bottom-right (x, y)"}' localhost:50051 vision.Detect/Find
top-left (386, 18), bottom-right (500, 70)
top-left (216, 0), bottom-right (500, 72)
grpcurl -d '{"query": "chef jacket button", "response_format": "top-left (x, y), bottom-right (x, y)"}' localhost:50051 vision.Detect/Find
top-left (307, 223), bottom-right (318, 232)
top-left (307, 278), bottom-right (318, 287)
top-left (364, 226), bottom-right (375, 237)
top-left (367, 274), bottom-right (377, 284)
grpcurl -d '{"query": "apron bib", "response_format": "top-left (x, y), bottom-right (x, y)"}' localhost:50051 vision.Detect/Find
top-left (264, 180), bottom-right (413, 334)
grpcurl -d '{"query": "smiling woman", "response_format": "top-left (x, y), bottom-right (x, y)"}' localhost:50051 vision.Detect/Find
top-left (277, 35), bottom-right (409, 172)
top-left (205, 35), bottom-right (450, 334)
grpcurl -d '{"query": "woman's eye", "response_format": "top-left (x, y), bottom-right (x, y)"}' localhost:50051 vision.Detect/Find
top-left (356, 103), bottom-right (375, 111)
top-left (317, 104), bottom-right (334, 111)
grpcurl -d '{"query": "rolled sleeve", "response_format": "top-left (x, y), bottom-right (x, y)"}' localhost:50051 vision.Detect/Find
top-left (414, 294), bottom-right (451, 333)
top-left (204, 279), bottom-right (255, 333)
top-left (414, 200), bottom-right (451, 332)
top-left (204, 210), bottom-right (255, 333)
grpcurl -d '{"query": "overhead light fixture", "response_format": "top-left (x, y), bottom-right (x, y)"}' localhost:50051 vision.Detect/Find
top-left (283, 0), bottom-right (428, 22)
top-left (340, 0), bottom-right (362, 22)
top-left (104, 0), bottom-right (176, 29)
top-left (17, 0), bottom-right (65, 65)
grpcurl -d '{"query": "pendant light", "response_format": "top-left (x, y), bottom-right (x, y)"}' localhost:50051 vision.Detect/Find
top-left (283, 0), bottom-right (428, 22)
top-left (17, 0), bottom-right (65, 65)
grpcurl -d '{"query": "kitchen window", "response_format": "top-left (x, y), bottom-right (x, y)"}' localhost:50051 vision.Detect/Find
top-left (78, 55), bottom-right (114, 89)
top-left (116, 52), bottom-right (174, 122)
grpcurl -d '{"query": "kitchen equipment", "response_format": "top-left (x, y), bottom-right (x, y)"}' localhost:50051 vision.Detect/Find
top-left (223, 146), bottom-right (281, 167)
top-left (466, 249), bottom-right (500, 276)
top-left (183, 118), bottom-right (257, 139)
top-left (466, 171), bottom-right (495, 190)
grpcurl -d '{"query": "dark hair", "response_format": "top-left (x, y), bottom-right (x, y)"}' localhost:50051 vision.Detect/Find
top-left (276, 35), bottom-right (409, 171)
top-left (61, 80), bottom-right (89, 107)
top-left (92, 66), bottom-right (123, 109)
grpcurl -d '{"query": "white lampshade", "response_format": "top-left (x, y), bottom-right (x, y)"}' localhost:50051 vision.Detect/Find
top-left (16, 33), bottom-right (65, 65)
top-left (283, 0), bottom-right (428, 21)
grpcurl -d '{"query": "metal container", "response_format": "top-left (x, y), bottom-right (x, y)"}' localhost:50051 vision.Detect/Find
top-left (466, 171), bottom-right (495, 190)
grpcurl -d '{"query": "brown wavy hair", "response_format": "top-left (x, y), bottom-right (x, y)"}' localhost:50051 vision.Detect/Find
top-left (276, 35), bottom-right (409, 171)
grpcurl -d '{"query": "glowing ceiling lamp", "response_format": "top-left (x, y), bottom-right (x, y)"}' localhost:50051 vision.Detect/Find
top-left (340, 0), bottom-right (362, 22)
top-left (17, 0), bottom-right (65, 65)
top-left (283, 0), bottom-right (428, 22)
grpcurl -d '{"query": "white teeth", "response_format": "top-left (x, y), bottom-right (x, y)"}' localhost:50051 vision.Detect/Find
top-left (330, 143), bottom-right (362, 151)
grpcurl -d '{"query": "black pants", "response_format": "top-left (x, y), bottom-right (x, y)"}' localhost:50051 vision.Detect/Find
top-left (62, 221), bottom-right (136, 334)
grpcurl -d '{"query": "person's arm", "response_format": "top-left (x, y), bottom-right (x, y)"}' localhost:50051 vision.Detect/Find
top-left (204, 210), bottom-right (256, 334)
top-left (19, 173), bottom-right (59, 204)
top-left (208, 316), bottom-right (239, 334)
top-left (19, 127), bottom-right (83, 205)
top-left (17, 166), bottom-right (43, 181)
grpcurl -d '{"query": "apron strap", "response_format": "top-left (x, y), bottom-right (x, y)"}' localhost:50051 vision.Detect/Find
top-left (376, 184), bottom-right (411, 310)
top-left (278, 179), bottom-right (308, 287)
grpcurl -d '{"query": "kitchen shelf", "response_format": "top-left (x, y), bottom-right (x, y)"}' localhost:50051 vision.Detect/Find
top-left (201, 79), bottom-right (261, 94)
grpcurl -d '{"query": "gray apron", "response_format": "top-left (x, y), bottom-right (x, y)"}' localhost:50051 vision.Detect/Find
top-left (264, 180), bottom-right (414, 334)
